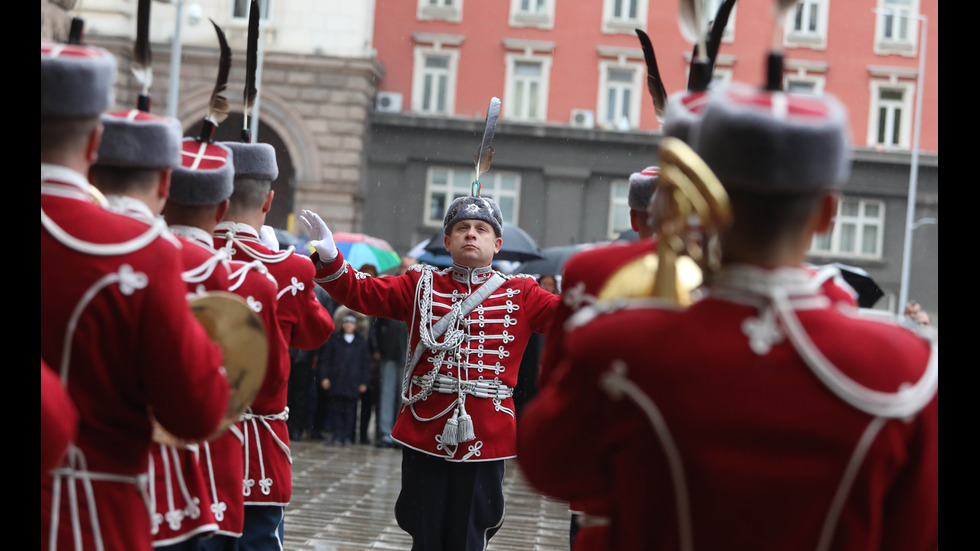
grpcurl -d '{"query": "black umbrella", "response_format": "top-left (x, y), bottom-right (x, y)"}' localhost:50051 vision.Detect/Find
top-left (829, 262), bottom-right (885, 308)
top-left (515, 243), bottom-right (596, 276)
top-left (424, 222), bottom-right (545, 262)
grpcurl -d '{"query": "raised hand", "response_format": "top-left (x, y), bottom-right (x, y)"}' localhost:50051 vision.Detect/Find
top-left (299, 209), bottom-right (338, 262)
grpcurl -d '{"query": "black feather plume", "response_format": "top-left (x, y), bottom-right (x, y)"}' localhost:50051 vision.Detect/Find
top-left (705, 0), bottom-right (737, 75)
top-left (243, 0), bottom-right (260, 140)
top-left (635, 29), bottom-right (668, 121)
top-left (133, 0), bottom-right (153, 108)
top-left (198, 19), bottom-right (232, 143)
top-left (207, 19), bottom-right (232, 125)
top-left (687, 0), bottom-right (737, 92)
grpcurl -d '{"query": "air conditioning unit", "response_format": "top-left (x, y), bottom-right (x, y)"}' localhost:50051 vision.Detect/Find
top-left (570, 109), bottom-right (595, 129)
top-left (375, 92), bottom-right (403, 113)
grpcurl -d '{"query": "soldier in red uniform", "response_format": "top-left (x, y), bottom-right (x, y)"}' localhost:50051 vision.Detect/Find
top-left (537, 166), bottom-right (661, 550)
top-left (41, 41), bottom-right (229, 551)
top-left (518, 83), bottom-right (938, 551)
top-left (301, 194), bottom-right (559, 551)
top-left (91, 110), bottom-right (233, 550)
top-left (166, 138), bottom-right (287, 551)
top-left (212, 141), bottom-right (333, 549)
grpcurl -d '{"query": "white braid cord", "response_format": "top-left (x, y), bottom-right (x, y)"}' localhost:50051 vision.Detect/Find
top-left (202, 442), bottom-right (227, 522)
top-left (217, 226), bottom-right (294, 264)
top-left (239, 408), bottom-right (291, 498)
top-left (41, 206), bottom-right (166, 256)
top-left (600, 361), bottom-right (694, 551)
top-left (816, 416), bottom-right (888, 551)
top-left (183, 246), bottom-right (232, 285)
top-left (770, 285), bottom-right (938, 419)
top-left (48, 445), bottom-right (149, 551)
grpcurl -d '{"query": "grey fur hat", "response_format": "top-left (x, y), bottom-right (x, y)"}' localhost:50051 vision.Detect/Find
top-left (220, 142), bottom-right (279, 181)
top-left (169, 140), bottom-right (235, 205)
top-left (627, 166), bottom-right (661, 210)
top-left (96, 110), bottom-right (182, 169)
top-left (662, 90), bottom-right (710, 146)
top-left (41, 41), bottom-right (116, 117)
top-left (697, 83), bottom-right (851, 193)
top-left (443, 196), bottom-right (504, 237)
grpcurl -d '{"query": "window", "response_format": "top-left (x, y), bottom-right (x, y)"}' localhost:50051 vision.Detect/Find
top-left (597, 62), bottom-right (642, 130)
top-left (418, 0), bottom-right (463, 23)
top-left (411, 36), bottom-right (463, 115)
top-left (874, 0), bottom-right (919, 56)
top-left (424, 168), bottom-right (521, 226)
top-left (412, 52), bottom-right (457, 114)
top-left (602, 0), bottom-right (649, 34)
top-left (504, 52), bottom-right (552, 122)
top-left (867, 80), bottom-right (913, 148)
top-left (510, 0), bottom-right (555, 29)
top-left (232, 0), bottom-right (271, 21)
top-left (810, 198), bottom-right (885, 259)
top-left (783, 60), bottom-right (827, 95)
top-left (608, 180), bottom-right (632, 238)
top-left (784, 0), bottom-right (828, 50)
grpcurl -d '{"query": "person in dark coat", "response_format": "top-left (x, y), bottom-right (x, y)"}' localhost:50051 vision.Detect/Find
top-left (318, 315), bottom-right (370, 445)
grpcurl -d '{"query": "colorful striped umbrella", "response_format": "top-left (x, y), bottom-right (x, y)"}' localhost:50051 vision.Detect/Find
top-left (333, 232), bottom-right (401, 272)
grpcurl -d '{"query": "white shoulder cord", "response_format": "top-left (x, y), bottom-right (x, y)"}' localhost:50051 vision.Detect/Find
top-left (182, 247), bottom-right (232, 285)
top-left (771, 286), bottom-right (938, 418)
top-left (41, 207), bottom-right (166, 256)
top-left (218, 227), bottom-right (294, 264)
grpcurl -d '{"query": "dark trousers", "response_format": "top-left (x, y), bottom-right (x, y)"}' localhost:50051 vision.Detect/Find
top-left (328, 396), bottom-right (357, 444)
top-left (238, 505), bottom-right (284, 551)
top-left (395, 448), bottom-right (506, 551)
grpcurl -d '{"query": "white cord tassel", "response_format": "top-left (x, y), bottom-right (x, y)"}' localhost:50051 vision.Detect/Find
top-left (456, 401), bottom-right (475, 443)
top-left (441, 408), bottom-right (460, 446)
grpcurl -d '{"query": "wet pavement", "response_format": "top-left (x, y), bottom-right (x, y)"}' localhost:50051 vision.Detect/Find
top-left (285, 440), bottom-right (571, 550)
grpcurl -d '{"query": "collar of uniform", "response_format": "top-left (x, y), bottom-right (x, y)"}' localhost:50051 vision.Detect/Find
top-left (214, 220), bottom-right (260, 242)
top-left (711, 264), bottom-right (822, 299)
top-left (450, 263), bottom-right (495, 285)
top-left (40, 163), bottom-right (94, 201)
top-left (170, 224), bottom-right (215, 249)
top-left (106, 195), bottom-right (157, 225)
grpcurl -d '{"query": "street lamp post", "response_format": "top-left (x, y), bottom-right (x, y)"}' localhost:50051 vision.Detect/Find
top-left (874, 8), bottom-right (928, 316)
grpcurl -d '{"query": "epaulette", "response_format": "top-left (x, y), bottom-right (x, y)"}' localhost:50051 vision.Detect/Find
top-left (500, 272), bottom-right (537, 280)
top-left (410, 263), bottom-right (439, 274)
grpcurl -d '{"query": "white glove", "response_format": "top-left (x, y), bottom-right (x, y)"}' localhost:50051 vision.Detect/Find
top-left (299, 209), bottom-right (338, 262)
top-left (258, 225), bottom-right (280, 251)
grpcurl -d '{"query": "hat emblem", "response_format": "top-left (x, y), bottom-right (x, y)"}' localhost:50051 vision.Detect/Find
top-left (466, 203), bottom-right (481, 213)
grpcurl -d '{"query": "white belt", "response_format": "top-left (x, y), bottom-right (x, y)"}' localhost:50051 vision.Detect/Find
top-left (239, 408), bottom-right (291, 498)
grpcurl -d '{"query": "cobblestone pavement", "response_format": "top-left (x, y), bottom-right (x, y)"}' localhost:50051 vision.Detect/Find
top-left (285, 441), bottom-right (571, 550)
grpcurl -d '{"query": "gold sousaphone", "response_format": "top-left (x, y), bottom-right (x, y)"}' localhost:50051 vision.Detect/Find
top-left (153, 291), bottom-right (268, 446)
top-left (599, 137), bottom-right (731, 305)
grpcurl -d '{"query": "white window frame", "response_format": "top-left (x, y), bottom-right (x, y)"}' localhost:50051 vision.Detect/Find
top-left (509, 0), bottom-right (555, 30)
top-left (608, 180), bottom-right (632, 238)
top-left (417, 0), bottom-right (464, 23)
top-left (784, 0), bottom-right (828, 50)
top-left (596, 60), bottom-right (643, 130)
top-left (867, 78), bottom-right (914, 149)
top-left (874, 0), bottom-right (919, 56)
top-left (810, 198), bottom-right (885, 260)
top-left (411, 45), bottom-right (460, 115)
top-left (602, 0), bottom-right (649, 34)
top-left (231, 0), bottom-right (272, 22)
top-left (503, 51), bottom-right (552, 122)
top-left (424, 167), bottom-right (522, 227)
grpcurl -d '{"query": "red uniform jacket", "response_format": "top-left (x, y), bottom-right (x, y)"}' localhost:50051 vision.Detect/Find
top-left (519, 265), bottom-right (937, 551)
top-left (314, 252), bottom-right (559, 461)
top-left (41, 359), bottom-right (77, 474)
top-left (214, 221), bottom-right (333, 505)
top-left (41, 165), bottom-right (229, 551)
